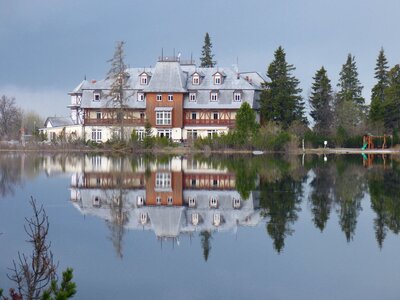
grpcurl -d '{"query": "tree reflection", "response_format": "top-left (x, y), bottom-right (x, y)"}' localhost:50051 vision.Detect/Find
top-left (0, 154), bottom-right (24, 197)
top-left (309, 163), bottom-right (335, 232)
top-left (199, 230), bottom-right (212, 262)
top-left (334, 160), bottom-right (366, 242)
top-left (368, 160), bottom-right (400, 248)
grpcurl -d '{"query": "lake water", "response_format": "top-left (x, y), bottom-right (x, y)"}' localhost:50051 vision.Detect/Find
top-left (0, 153), bottom-right (399, 300)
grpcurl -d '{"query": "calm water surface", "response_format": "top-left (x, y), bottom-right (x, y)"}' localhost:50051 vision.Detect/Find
top-left (0, 153), bottom-right (399, 300)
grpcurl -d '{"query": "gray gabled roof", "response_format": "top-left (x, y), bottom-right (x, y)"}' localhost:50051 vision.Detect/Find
top-left (143, 61), bottom-right (187, 93)
top-left (69, 80), bottom-right (89, 94)
top-left (44, 117), bottom-right (75, 128)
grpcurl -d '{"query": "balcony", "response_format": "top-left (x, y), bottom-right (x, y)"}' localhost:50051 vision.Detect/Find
top-left (184, 119), bottom-right (236, 128)
top-left (84, 118), bottom-right (146, 126)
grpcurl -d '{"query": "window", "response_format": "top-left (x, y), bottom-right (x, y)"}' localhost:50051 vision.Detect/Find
top-left (191, 178), bottom-right (197, 186)
top-left (167, 197), bottom-right (173, 205)
top-left (140, 75), bottom-right (148, 85)
top-left (191, 112), bottom-right (197, 120)
top-left (213, 112), bottom-right (219, 120)
top-left (155, 173), bottom-right (171, 188)
top-left (137, 93), bottom-right (144, 102)
top-left (213, 213), bottom-right (221, 226)
top-left (137, 196), bottom-right (144, 206)
top-left (96, 178), bottom-right (101, 186)
top-left (156, 196), bottom-right (161, 205)
top-left (91, 128), bottom-right (102, 142)
top-left (193, 75), bottom-right (200, 85)
top-left (140, 112), bottom-right (145, 120)
top-left (157, 129), bottom-right (172, 139)
top-left (234, 92), bottom-right (242, 102)
top-left (213, 179), bottom-right (218, 187)
top-left (192, 213), bottom-right (199, 225)
top-left (93, 93), bottom-right (100, 101)
top-left (189, 197), bottom-right (196, 208)
top-left (187, 130), bottom-right (198, 140)
top-left (189, 93), bottom-right (197, 102)
top-left (140, 213), bottom-right (148, 224)
top-left (156, 94), bottom-right (162, 101)
top-left (210, 92), bottom-right (218, 102)
top-left (208, 130), bottom-right (218, 139)
top-left (93, 196), bottom-right (101, 207)
top-left (156, 111), bottom-right (171, 125)
top-left (136, 130), bottom-right (144, 141)
top-left (168, 94), bottom-right (174, 101)
top-left (233, 198), bottom-right (241, 209)
top-left (214, 74), bottom-right (221, 85)
top-left (96, 111), bottom-right (101, 119)
top-left (210, 197), bottom-right (218, 208)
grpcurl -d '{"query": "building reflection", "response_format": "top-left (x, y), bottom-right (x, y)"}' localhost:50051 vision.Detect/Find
top-left (69, 156), bottom-right (262, 256)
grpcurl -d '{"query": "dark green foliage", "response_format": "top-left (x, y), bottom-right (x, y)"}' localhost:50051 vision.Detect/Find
top-left (383, 65), bottom-right (400, 130)
top-left (309, 67), bottom-right (334, 134)
top-left (41, 268), bottom-right (76, 300)
top-left (369, 48), bottom-right (389, 122)
top-left (200, 33), bottom-right (216, 68)
top-left (143, 122), bottom-right (154, 149)
top-left (260, 46), bottom-right (306, 128)
top-left (234, 102), bottom-right (259, 144)
top-left (337, 54), bottom-right (365, 106)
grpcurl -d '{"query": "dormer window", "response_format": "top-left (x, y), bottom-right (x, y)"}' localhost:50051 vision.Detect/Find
top-left (214, 75), bottom-right (221, 85)
top-left (137, 92), bottom-right (145, 102)
top-left (210, 92), bottom-right (218, 102)
top-left (93, 92), bottom-right (100, 101)
top-left (189, 92), bottom-right (197, 102)
top-left (192, 74), bottom-right (200, 85)
top-left (140, 74), bottom-right (148, 85)
top-left (234, 92), bottom-right (242, 102)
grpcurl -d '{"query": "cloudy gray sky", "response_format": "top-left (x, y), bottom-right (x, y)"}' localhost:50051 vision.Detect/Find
top-left (1, 0), bottom-right (399, 119)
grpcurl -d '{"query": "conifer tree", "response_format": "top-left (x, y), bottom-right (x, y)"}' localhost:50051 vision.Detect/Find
top-left (369, 48), bottom-right (389, 122)
top-left (260, 46), bottom-right (306, 128)
top-left (106, 41), bottom-right (130, 141)
top-left (337, 54), bottom-right (365, 106)
top-left (200, 33), bottom-right (216, 68)
top-left (383, 64), bottom-right (400, 130)
top-left (309, 67), bottom-right (334, 135)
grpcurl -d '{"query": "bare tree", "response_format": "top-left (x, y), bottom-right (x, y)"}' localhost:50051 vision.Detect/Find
top-left (0, 95), bottom-right (23, 140)
top-left (7, 197), bottom-right (58, 300)
top-left (106, 41), bottom-right (131, 141)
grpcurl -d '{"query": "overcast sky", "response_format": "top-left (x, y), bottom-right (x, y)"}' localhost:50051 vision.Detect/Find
top-left (1, 0), bottom-right (399, 119)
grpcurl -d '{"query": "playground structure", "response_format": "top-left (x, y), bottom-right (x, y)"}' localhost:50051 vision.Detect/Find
top-left (362, 134), bottom-right (392, 150)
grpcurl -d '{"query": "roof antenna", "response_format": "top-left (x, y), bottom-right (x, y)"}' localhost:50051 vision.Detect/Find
top-left (84, 74), bottom-right (86, 80)
top-left (161, 48), bottom-right (164, 61)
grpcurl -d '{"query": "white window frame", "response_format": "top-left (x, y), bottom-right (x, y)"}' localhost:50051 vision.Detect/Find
top-left (210, 197), bottom-right (218, 208)
top-left (192, 75), bottom-right (200, 85)
top-left (234, 92), bottom-right (242, 102)
top-left (156, 196), bottom-right (161, 205)
top-left (96, 111), bottom-right (102, 119)
top-left (213, 112), bottom-right (219, 120)
top-left (187, 130), bottom-right (198, 140)
top-left (136, 129), bottom-right (144, 141)
top-left (157, 129), bottom-right (172, 139)
top-left (91, 128), bottom-right (102, 142)
top-left (214, 74), bottom-right (221, 85)
top-left (188, 197), bottom-right (196, 207)
top-left (137, 92), bottom-right (145, 102)
top-left (140, 75), bottom-right (148, 85)
top-left (210, 92), bottom-right (218, 102)
top-left (167, 196), bottom-right (173, 205)
top-left (155, 173), bottom-right (171, 188)
top-left (156, 94), bottom-right (162, 101)
top-left (93, 92), bottom-right (100, 101)
top-left (156, 111), bottom-right (172, 125)
top-left (168, 94), bottom-right (174, 101)
top-left (189, 92), bottom-right (197, 102)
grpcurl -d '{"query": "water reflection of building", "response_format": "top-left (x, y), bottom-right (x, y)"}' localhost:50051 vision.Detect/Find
top-left (70, 156), bottom-right (262, 239)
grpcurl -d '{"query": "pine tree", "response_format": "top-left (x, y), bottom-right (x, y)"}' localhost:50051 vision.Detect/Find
top-left (235, 102), bottom-right (259, 143)
top-left (337, 54), bottom-right (365, 106)
top-left (200, 33), bottom-right (216, 68)
top-left (369, 48), bottom-right (389, 122)
top-left (383, 64), bottom-right (400, 130)
top-left (260, 46), bottom-right (306, 128)
top-left (106, 41), bottom-right (130, 141)
top-left (309, 67), bottom-right (334, 135)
